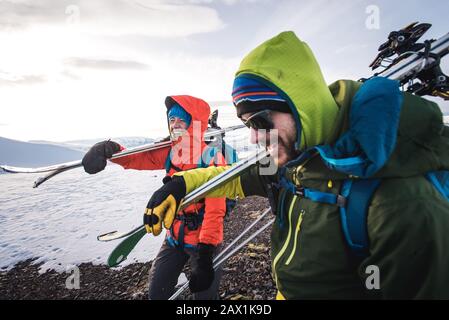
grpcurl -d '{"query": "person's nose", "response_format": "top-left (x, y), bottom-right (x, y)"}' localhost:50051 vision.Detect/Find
top-left (249, 128), bottom-right (258, 144)
top-left (170, 118), bottom-right (182, 129)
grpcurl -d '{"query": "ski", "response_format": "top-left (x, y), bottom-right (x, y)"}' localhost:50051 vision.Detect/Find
top-left (169, 216), bottom-right (275, 300)
top-left (105, 148), bottom-right (270, 267)
top-left (97, 225), bottom-right (145, 242)
top-left (382, 32), bottom-right (449, 82)
top-left (0, 124), bottom-right (245, 188)
top-left (107, 228), bottom-right (147, 268)
top-left (363, 22), bottom-right (449, 100)
top-left (100, 148), bottom-right (269, 242)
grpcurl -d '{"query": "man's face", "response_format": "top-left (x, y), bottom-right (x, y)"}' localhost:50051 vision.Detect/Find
top-left (241, 110), bottom-right (297, 167)
top-left (168, 116), bottom-right (189, 140)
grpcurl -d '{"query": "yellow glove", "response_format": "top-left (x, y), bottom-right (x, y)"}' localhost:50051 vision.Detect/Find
top-left (144, 176), bottom-right (186, 236)
top-left (144, 195), bottom-right (179, 235)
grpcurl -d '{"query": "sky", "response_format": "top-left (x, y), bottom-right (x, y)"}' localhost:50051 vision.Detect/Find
top-left (0, 0), bottom-right (448, 142)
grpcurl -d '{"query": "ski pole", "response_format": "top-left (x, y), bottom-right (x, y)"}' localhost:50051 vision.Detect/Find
top-left (213, 218), bottom-right (274, 270)
top-left (169, 217), bottom-right (275, 300)
top-left (213, 207), bottom-right (271, 264)
top-left (169, 207), bottom-right (270, 293)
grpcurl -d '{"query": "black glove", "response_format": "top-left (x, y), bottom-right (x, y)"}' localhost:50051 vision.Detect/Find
top-left (189, 243), bottom-right (216, 293)
top-left (82, 140), bottom-right (121, 174)
top-left (144, 176), bottom-right (186, 236)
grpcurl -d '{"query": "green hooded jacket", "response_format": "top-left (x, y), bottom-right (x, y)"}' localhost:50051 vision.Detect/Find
top-left (175, 31), bottom-right (449, 299)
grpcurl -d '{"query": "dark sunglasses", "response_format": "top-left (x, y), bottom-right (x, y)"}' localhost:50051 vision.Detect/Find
top-left (241, 109), bottom-right (274, 130)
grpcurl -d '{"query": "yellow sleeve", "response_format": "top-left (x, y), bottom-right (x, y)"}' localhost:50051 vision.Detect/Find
top-left (173, 165), bottom-right (246, 199)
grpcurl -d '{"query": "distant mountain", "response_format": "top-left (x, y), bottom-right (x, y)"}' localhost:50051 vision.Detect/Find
top-left (29, 137), bottom-right (158, 153)
top-left (1, 136), bottom-right (160, 169)
top-left (0, 137), bottom-right (85, 168)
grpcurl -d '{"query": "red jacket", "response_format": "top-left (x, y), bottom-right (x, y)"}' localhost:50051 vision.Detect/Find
top-left (111, 95), bottom-right (227, 247)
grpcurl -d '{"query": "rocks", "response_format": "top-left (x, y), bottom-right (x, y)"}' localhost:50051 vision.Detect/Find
top-left (214, 196), bottom-right (276, 300)
top-left (0, 196), bottom-right (276, 300)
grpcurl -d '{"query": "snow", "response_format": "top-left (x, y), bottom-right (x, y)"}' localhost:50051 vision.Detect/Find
top-left (0, 128), bottom-right (252, 273)
top-left (0, 165), bottom-right (166, 273)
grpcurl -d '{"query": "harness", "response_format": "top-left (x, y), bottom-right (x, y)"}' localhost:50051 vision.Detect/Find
top-left (164, 142), bottom-right (239, 250)
top-left (166, 206), bottom-right (205, 250)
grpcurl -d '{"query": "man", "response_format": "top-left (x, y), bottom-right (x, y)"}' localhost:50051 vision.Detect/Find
top-left (82, 95), bottom-right (229, 299)
top-left (143, 31), bottom-right (449, 299)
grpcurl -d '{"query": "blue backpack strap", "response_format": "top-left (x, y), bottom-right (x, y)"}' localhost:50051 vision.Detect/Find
top-left (199, 145), bottom-right (216, 168)
top-left (426, 171), bottom-right (449, 201)
top-left (278, 169), bottom-right (380, 257)
top-left (164, 150), bottom-right (184, 173)
top-left (164, 151), bottom-right (172, 172)
top-left (339, 179), bottom-right (381, 257)
top-left (223, 142), bottom-right (239, 164)
top-left (278, 175), bottom-right (346, 207)
top-left (200, 142), bottom-right (239, 168)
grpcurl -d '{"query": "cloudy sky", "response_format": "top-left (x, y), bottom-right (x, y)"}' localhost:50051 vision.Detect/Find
top-left (1, 0), bottom-right (448, 141)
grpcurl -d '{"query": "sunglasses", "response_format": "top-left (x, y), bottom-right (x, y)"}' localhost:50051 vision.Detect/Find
top-left (241, 109), bottom-right (274, 130)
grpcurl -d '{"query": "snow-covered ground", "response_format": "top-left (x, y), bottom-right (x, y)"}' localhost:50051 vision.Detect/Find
top-left (0, 164), bottom-right (166, 273)
top-left (0, 128), bottom-right (252, 273)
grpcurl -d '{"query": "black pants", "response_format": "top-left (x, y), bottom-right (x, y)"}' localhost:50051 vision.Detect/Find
top-left (148, 238), bottom-right (223, 300)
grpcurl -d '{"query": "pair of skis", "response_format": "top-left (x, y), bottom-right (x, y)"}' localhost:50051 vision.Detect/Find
top-left (365, 23), bottom-right (449, 100)
top-left (169, 208), bottom-right (274, 300)
top-left (102, 148), bottom-right (271, 268)
top-left (0, 125), bottom-right (245, 188)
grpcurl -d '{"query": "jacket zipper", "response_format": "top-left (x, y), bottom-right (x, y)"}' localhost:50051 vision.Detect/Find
top-left (285, 209), bottom-right (305, 265)
top-left (272, 195), bottom-right (298, 287)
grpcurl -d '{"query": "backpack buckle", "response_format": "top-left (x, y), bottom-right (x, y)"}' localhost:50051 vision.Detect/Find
top-left (294, 186), bottom-right (305, 197)
top-left (336, 195), bottom-right (347, 207)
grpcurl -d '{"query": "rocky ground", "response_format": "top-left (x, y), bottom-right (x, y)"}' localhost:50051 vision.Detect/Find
top-left (0, 196), bottom-right (276, 300)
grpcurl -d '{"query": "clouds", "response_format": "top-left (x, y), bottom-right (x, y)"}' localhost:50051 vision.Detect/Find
top-left (64, 57), bottom-right (150, 71)
top-left (2, 0), bottom-right (446, 142)
top-left (0, 0), bottom-right (225, 37)
top-left (0, 72), bottom-right (46, 86)
top-left (183, 0), bottom-right (260, 5)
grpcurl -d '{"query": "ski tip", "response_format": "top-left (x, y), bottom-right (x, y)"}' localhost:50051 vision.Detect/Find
top-left (107, 254), bottom-right (126, 267)
top-left (33, 179), bottom-right (43, 188)
top-left (1, 165), bottom-right (15, 173)
top-left (97, 231), bottom-right (119, 242)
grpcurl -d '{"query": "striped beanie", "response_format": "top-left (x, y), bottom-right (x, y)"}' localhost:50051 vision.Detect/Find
top-left (232, 75), bottom-right (290, 117)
